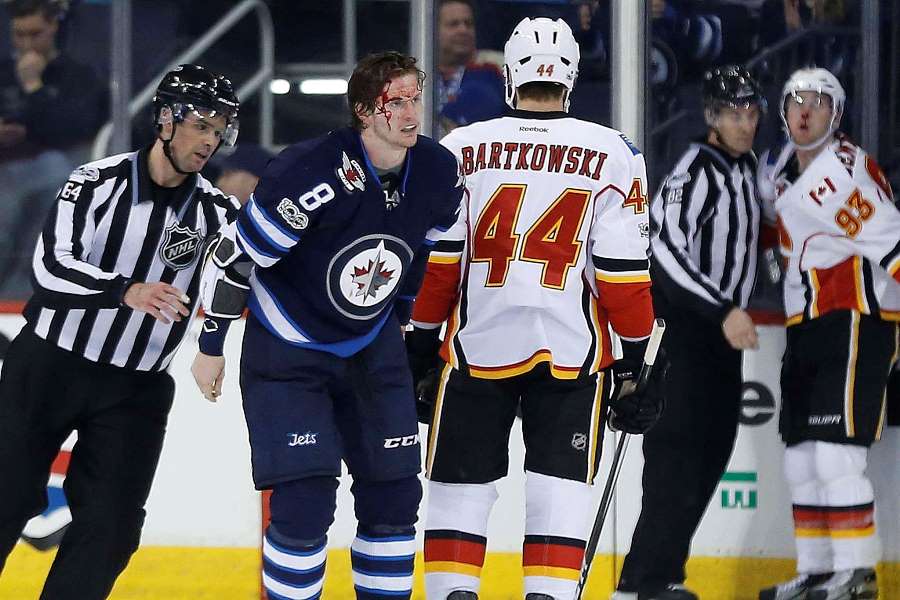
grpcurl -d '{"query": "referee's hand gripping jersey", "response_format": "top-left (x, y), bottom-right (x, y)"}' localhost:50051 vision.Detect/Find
top-left (0, 64), bottom-right (241, 599)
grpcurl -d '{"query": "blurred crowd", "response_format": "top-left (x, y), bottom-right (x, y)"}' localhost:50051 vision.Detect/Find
top-left (0, 0), bottom-right (892, 304)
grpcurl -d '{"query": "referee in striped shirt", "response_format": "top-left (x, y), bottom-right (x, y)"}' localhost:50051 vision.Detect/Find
top-left (614, 66), bottom-right (765, 600)
top-left (0, 64), bottom-right (241, 599)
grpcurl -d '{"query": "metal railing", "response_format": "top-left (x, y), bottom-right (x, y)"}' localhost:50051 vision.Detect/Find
top-left (648, 25), bottom-right (863, 173)
top-left (92, 0), bottom-right (274, 160)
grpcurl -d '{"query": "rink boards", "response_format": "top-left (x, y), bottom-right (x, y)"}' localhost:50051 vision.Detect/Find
top-left (1, 314), bottom-right (898, 598)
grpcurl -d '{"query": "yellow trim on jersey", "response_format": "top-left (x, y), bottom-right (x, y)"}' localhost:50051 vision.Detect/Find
top-left (853, 256), bottom-right (867, 313)
top-left (425, 363), bottom-right (454, 479)
top-left (879, 309), bottom-right (900, 321)
top-left (786, 313), bottom-right (804, 327)
top-left (586, 372), bottom-right (605, 483)
top-left (876, 324), bottom-right (900, 440)
top-left (844, 311), bottom-right (861, 437)
top-left (887, 256), bottom-right (900, 277)
top-left (809, 270), bottom-right (821, 319)
top-left (795, 528), bottom-right (830, 538)
top-left (424, 561), bottom-right (483, 577)
top-left (589, 295), bottom-right (605, 373)
top-left (522, 566), bottom-right (581, 581)
top-left (467, 350), bottom-right (581, 380)
top-left (427, 254), bottom-right (462, 265)
top-left (830, 526), bottom-right (876, 539)
top-left (594, 272), bottom-right (651, 284)
top-left (446, 301), bottom-right (463, 369)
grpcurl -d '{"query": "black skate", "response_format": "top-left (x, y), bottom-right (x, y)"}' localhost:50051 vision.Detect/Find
top-left (525, 595), bottom-right (554, 600)
top-left (639, 583), bottom-right (699, 600)
top-left (808, 569), bottom-right (877, 600)
top-left (447, 592), bottom-right (478, 600)
top-left (759, 573), bottom-right (833, 600)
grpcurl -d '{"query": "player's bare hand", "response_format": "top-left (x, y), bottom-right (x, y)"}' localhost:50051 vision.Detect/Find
top-left (124, 282), bottom-right (190, 324)
top-left (191, 352), bottom-right (225, 402)
top-left (722, 307), bottom-right (758, 350)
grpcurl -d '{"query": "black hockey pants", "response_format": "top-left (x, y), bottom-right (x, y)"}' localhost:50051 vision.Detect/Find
top-left (0, 328), bottom-right (174, 600)
top-left (618, 312), bottom-right (743, 593)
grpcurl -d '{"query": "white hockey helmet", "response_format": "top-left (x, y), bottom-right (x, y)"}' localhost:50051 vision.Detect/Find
top-left (780, 67), bottom-right (846, 150)
top-left (503, 17), bottom-right (580, 110)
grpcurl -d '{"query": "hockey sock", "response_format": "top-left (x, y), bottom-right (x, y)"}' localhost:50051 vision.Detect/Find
top-left (262, 527), bottom-right (327, 600)
top-left (351, 524), bottom-right (416, 599)
top-left (785, 442), bottom-right (833, 574)
top-left (523, 471), bottom-right (592, 598)
top-left (424, 480), bottom-right (498, 597)
top-left (813, 442), bottom-right (879, 570)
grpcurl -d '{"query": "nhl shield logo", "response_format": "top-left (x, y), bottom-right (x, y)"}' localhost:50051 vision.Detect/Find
top-left (160, 223), bottom-right (203, 270)
top-left (571, 433), bottom-right (587, 451)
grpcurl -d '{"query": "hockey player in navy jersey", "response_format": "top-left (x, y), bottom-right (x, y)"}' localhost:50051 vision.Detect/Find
top-left (190, 52), bottom-right (465, 600)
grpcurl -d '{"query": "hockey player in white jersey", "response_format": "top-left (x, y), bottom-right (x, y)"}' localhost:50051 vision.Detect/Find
top-left (757, 67), bottom-right (900, 600)
top-left (404, 17), bottom-right (661, 600)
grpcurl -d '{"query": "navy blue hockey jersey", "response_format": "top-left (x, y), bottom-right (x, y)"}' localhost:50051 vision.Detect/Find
top-left (230, 128), bottom-right (463, 356)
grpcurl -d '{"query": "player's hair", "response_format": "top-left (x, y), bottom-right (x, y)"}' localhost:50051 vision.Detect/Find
top-left (4, 0), bottom-right (67, 20)
top-left (515, 81), bottom-right (567, 104)
top-left (347, 51), bottom-right (425, 131)
top-left (438, 0), bottom-right (476, 13)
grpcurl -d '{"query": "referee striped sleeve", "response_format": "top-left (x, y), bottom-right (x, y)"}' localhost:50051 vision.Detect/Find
top-left (651, 163), bottom-right (732, 319)
top-left (32, 173), bottom-right (129, 308)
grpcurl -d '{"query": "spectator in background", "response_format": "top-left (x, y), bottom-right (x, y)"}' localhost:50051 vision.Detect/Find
top-left (0, 0), bottom-right (107, 299)
top-left (213, 143), bottom-right (273, 205)
top-left (437, 0), bottom-right (506, 136)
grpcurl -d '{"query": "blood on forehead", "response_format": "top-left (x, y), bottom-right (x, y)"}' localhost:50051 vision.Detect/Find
top-left (378, 82), bottom-right (422, 106)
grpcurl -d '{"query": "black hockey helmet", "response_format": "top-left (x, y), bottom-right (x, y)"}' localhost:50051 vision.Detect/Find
top-left (702, 65), bottom-right (766, 115)
top-left (153, 64), bottom-right (240, 146)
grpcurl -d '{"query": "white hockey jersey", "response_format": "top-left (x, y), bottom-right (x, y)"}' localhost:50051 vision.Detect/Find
top-left (411, 111), bottom-right (654, 379)
top-left (758, 135), bottom-right (900, 325)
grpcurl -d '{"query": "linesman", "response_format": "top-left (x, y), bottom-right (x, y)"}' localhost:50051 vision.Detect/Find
top-left (614, 66), bottom-right (765, 600)
top-left (0, 64), bottom-right (241, 599)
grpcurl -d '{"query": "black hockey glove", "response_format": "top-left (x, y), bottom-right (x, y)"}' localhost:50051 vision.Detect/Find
top-left (405, 326), bottom-right (442, 424)
top-left (608, 351), bottom-right (668, 434)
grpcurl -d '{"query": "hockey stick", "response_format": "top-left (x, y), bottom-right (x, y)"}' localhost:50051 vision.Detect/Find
top-left (574, 318), bottom-right (667, 599)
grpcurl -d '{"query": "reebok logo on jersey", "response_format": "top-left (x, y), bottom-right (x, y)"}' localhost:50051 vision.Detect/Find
top-left (159, 223), bottom-right (203, 270)
top-left (519, 126), bottom-right (549, 133)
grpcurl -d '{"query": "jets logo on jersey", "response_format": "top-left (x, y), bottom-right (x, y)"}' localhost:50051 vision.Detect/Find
top-left (327, 235), bottom-right (412, 320)
top-left (159, 223), bottom-right (203, 270)
top-left (335, 151), bottom-right (367, 193)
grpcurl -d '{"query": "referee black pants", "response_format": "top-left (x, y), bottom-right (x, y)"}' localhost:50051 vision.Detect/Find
top-left (618, 313), bottom-right (742, 593)
top-left (0, 328), bottom-right (174, 600)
